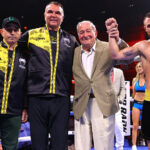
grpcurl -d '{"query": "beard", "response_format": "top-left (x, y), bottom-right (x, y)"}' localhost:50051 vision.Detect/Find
top-left (145, 32), bottom-right (150, 40)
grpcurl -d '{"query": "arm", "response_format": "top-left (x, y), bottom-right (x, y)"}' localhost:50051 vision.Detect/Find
top-left (105, 18), bottom-right (139, 60)
top-left (21, 53), bottom-right (29, 123)
top-left (109, 37), bottom-right (139, 60)
top-left (18, 31), bottom-right (29, 50)
top-left (104, 17), bottom-right (128, 50)
top-left (21, 109), bottom-right (28, 123)
top-left (105, 18), bottom-right (128, 49)
top-left (132, 78), bottom-right (136, 98)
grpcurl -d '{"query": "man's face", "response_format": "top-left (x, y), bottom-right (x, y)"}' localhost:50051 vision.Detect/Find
top-left (77, 22), bottom-right (97, 51)
top-left (44, 4), bottom-right (64, 31)
top-left (1, 23), bottom-right (21, 45)
top-left (144, 17), bottom-right (150, 38)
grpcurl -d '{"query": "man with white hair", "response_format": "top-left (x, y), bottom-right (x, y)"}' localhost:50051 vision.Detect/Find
top-left (72, 20), bottom-right (127, 150)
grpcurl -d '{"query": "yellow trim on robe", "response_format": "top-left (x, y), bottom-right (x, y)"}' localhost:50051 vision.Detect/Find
top-left (28, 27), bottom-right (60, 94)
top-left (1, 44), bottom-right (16, 114)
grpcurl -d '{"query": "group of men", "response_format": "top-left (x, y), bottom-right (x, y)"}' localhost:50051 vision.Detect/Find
top-left (0, 1), bottom-right (150, 150)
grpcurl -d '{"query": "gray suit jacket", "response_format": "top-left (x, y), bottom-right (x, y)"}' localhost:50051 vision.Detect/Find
top-left (73, 39), bottom-right (127, 119)
top-left (112, 68), bottom-right (125, 103)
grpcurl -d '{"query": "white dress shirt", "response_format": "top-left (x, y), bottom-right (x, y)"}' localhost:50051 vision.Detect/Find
top-left (81, 43), bottom-right (96, 79)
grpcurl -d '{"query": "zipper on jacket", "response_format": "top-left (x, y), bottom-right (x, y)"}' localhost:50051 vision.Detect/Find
top-left (1, 44), bottom-right (16, 114)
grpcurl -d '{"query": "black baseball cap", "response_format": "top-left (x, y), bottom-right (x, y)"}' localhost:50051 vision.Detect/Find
top-left (2, 16), bottom-right (21, 28)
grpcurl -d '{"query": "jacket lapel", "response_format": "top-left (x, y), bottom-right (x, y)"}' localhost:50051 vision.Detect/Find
top-left (77, 47), bottom-right (89, 79)
top-left (91, 40), bottom-right (104, 77)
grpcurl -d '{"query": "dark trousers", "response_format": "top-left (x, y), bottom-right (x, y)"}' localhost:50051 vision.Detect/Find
top-left (28, 96), bottom-right (70, 150)
top-left (142, 100), bottom-right (150, 140)
top-left (0, 115), bottom-right (21, 150)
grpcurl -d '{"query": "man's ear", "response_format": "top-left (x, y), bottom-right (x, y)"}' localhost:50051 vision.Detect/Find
top-left (95, 30), bottom-right (98, 37)
top-left (144, 25), bottom-right (146, 30)
top-left (44, 12), bottom-right (46, 21)
top-left (0, 29), bottom-right (3, 36)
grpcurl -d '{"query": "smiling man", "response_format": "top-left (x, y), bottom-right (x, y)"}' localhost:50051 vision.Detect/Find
top-left (19, 1), bottom-right (78, 150)
top-left (0, 16), bottom-right (28, 150)
top-left (44, 2), bottom-right (64, 31)
top-left (72, 20), bottom-right (128, 150)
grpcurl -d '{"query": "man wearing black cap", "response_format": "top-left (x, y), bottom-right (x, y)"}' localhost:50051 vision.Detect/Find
top-left (0, 16), bottom-right (28, 150)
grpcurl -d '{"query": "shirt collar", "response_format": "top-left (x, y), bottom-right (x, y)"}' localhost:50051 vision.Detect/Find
top-left (81, 42), bottom-right (96, 54)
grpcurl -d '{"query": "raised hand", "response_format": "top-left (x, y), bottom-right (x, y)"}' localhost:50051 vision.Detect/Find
top-left (105, 18), bottom-right (119, 41)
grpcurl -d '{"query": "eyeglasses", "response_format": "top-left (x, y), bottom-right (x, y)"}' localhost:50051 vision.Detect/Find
top-left (5, 27), bottom-right (19, 33)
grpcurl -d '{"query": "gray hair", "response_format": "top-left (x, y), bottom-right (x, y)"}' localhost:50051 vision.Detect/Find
top-left (76, 20), bottom-right (96, 33)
